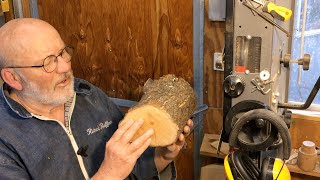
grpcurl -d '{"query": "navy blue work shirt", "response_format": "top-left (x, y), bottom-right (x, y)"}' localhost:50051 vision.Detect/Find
top-left (0, 78), bottom-right (168, 180)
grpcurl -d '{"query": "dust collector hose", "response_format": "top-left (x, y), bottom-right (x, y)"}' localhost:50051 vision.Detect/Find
top-left (229, 109), bottom-right (291, 160)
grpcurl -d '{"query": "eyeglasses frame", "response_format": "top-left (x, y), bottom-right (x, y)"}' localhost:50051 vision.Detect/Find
top-left (6, 46), bottom-right (74, 73)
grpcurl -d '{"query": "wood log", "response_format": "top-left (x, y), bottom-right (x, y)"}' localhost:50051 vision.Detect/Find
top-left (120, 74), bottom-right (196, 147)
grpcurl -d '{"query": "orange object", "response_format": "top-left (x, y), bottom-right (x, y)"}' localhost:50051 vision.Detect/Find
top-left (235, 66), bottom-right (246, 72)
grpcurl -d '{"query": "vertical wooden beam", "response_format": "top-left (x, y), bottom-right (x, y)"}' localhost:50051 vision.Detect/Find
top-left (21, 0), bottom-right (30, 17)
top-left (4, 0), bottom-right (14, 22)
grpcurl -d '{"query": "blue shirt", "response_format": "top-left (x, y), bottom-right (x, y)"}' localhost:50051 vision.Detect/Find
top-left (0, 78), bottom-right (161, 180)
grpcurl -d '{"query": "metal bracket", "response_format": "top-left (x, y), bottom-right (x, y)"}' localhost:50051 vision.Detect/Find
top-left (213, 52), bottom-right (224, 71)
top-left (251, 77), bottom-right (272, 95)
top-left (13, 0), bottom-right (23, 18)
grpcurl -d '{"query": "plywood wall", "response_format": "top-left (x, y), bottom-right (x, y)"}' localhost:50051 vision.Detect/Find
top-left (38, 0), bottom-right (194, 179)
top-left (203, 0), bottom-right (225, 135)
top-left (200, 0), bottom-right (226, 168)
top-left (38, 0), bottom-right (193, 101)
top-left (290, 114), bottom-right (320, 149)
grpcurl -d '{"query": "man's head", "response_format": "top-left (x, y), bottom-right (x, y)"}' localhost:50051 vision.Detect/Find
top-left (0, 18), bottom-right (74, 106)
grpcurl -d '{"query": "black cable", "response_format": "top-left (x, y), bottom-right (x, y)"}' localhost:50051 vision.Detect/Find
top-left (275, 159), bottom-right (285, 180)
top-left (278, 75), bottom-right (320, 109)
top-left (242, 154), bottom-right (260, 179)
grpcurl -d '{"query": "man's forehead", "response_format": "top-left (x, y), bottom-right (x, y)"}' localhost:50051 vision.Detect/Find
top-left (0, 18), bottom-right (61, 42)
top-left (0, 19), bottom-right (53, 38)
top-left (0, 19), bottom-right (64, 64)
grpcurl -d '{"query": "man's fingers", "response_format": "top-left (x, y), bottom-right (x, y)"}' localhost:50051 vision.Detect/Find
top-left (178, 133), bottom-right (185, 142)
top-left (165, 135), bottom-right (184, 152)
top-left (132, 138), bottom-right (152, 158)
top-left (120, 119), bottom-right (144, 144)
top-left (183, 126), bottom-right (190, 134)
top-left (166, 144), bottom-right (176, 152)
top-left (129, 129), bottom-right (154, 153)
top-left (181, 119), bottom-right (193, 137)
top-left (187, 119), bottom-right (193, 127)
top-left (111, 119), bottom-right (135, 141)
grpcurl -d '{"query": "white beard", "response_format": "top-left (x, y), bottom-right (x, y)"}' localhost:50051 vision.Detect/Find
top-left (18, 72), bottom-right (75, 106)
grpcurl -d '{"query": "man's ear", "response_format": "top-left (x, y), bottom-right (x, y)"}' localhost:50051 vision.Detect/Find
top-left (1, 68), bottom-right (23, 90)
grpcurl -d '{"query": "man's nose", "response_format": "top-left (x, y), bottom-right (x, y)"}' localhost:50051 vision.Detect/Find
top-left (55, 56), bottom-right (72, 73)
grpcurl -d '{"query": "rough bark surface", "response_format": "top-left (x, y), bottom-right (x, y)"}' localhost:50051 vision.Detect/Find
top-left (121, 74), bottom-right (196, 146)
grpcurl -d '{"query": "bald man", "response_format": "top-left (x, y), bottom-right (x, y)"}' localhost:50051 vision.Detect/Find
top-left (0, 18), bottom-right (193, 180)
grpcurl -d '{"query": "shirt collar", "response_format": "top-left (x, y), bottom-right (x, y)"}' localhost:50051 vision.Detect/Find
top-left (1, 83), bottom-right (32, 118)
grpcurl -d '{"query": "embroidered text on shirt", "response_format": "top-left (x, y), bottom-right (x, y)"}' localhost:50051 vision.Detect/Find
top-left (87, 121), bottom-right (112, 135)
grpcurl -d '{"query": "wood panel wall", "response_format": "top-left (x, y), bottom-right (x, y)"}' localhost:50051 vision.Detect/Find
top-left (290, 114), bottom-right (320, 180)
top-left (201, 0), bottom-right (225, 168)
top-left (203, 0), bottom-right (225, 136)
top-left (38, 0), bottom-right (193, 101)
top-left (290, 114), bottom-right (320, 149)
top-left (21, 0), bottom-right (31, 18)
top-left (38, 0), bottom-right (194, 179)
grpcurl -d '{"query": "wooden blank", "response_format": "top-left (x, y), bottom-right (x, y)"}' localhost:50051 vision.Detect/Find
top-left (120, 74), bottom-right (196, 147)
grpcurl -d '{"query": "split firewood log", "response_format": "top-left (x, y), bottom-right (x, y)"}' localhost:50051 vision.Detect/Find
top-left (120, 74), bottom-right (196, 147)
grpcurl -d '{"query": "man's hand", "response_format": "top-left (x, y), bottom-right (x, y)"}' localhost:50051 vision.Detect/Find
top-left (154, 119), bottom-right (193, 172)
top-left (92, 119), bottom-right (154, 180)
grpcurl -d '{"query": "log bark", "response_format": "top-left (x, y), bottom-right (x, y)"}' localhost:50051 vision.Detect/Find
top-left (120, 74), bottom-right (196, 147)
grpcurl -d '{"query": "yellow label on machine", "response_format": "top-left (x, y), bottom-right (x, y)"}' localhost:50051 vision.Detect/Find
top-left (1, 0), bottom-right (10, 12)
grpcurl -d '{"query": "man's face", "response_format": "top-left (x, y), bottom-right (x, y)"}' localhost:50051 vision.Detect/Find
top-left (13, 25), bottom-right (75, 106)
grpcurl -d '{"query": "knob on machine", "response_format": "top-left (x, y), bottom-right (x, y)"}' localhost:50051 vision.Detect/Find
top-left (223, 75), bottom-right (246, 98)
top-left (281, 53), bottom-right (311, 70)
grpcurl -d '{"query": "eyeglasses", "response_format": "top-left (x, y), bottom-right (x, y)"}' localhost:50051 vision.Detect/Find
top-left (6, 46), bottom-right (74, 73)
